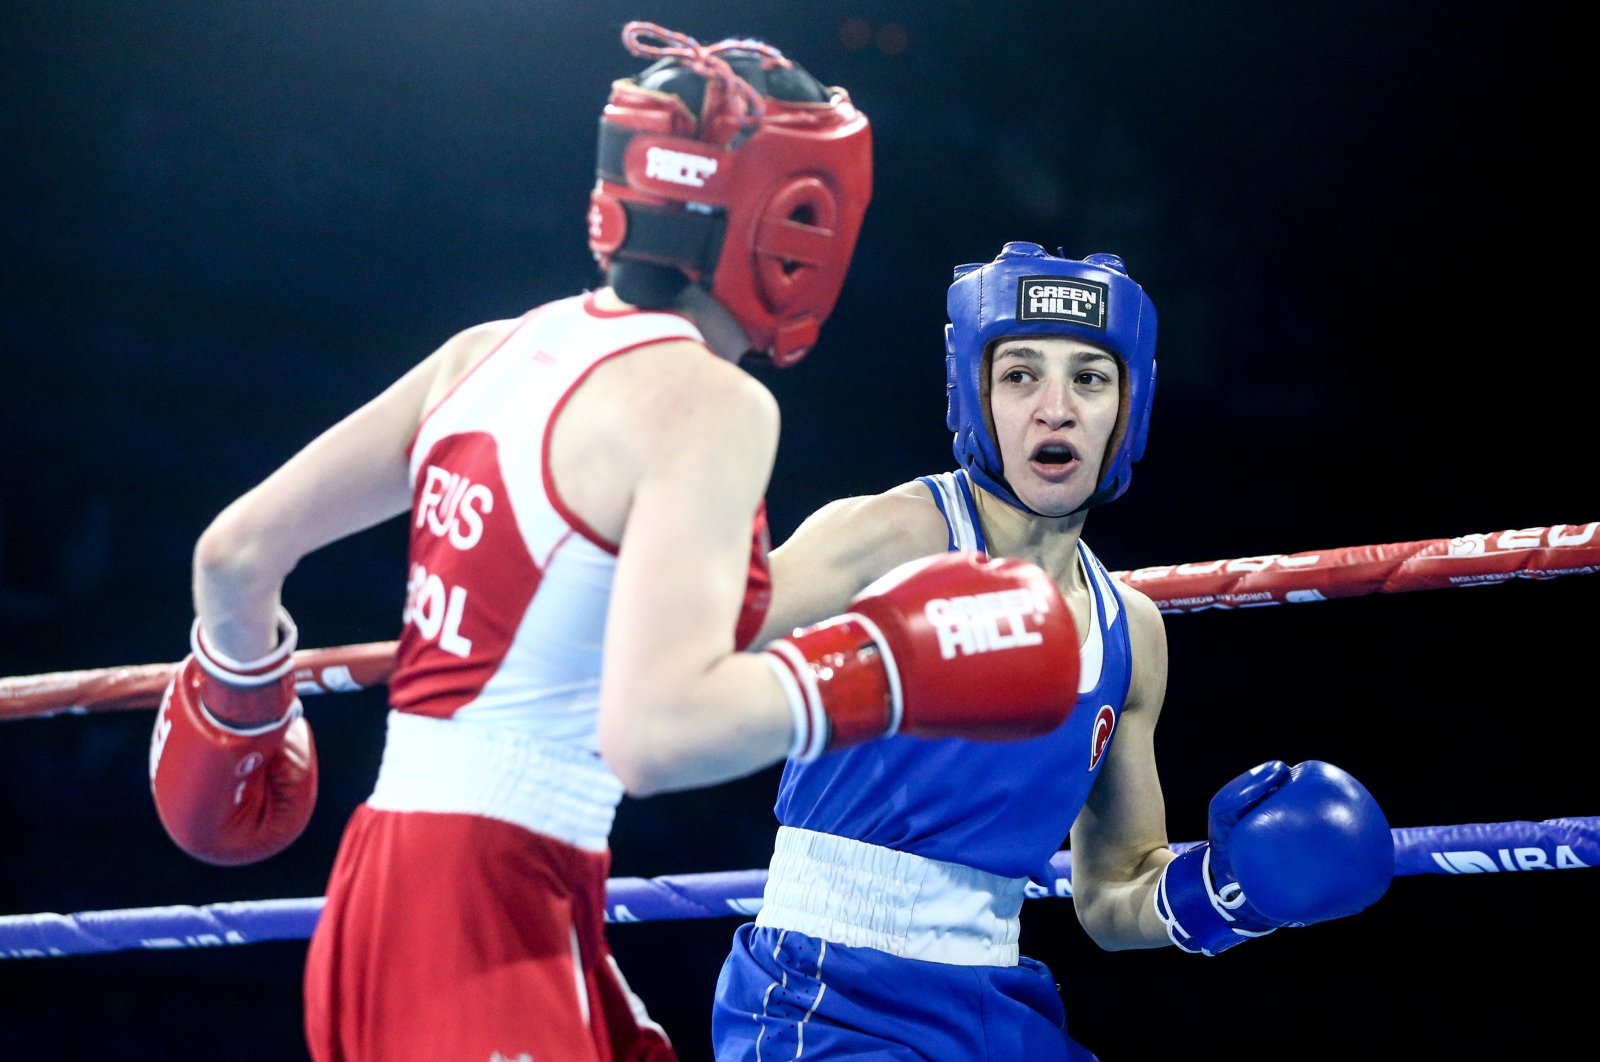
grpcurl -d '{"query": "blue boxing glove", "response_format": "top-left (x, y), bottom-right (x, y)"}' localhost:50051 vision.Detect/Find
top-left (1154, 759), bottom-right (1394, 956)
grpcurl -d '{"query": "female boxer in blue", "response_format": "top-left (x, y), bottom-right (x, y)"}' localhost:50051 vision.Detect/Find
top-left (712, 243), bottom-right (1396, 1060)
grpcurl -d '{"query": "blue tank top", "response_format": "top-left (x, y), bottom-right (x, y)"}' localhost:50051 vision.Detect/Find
top-left (772, 470), bottom-right (1134, 881)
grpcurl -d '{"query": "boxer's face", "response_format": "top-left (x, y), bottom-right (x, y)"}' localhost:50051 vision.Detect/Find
top-left (987, 335), bottom-right (1121, 518)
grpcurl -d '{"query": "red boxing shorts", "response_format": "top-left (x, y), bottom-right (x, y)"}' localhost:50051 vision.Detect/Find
top-left (304, 804), bottom-right (675, 1061)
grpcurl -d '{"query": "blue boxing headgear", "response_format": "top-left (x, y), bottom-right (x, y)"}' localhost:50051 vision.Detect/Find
top-left (945, 241), bottom-right (1157, 514)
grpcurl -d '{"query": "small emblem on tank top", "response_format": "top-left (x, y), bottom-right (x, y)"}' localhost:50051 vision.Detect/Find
top-left (1089, 704), bottom-right (1116, 771)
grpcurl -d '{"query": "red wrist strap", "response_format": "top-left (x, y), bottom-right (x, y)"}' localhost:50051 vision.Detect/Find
top-left (773, 616), bottom-right (893, 754)
top-left (189, 608), bottom-right (300, 728)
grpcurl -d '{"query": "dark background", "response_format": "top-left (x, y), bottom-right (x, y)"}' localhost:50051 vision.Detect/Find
top-left (2, 2), bottom-right (1593, 1059)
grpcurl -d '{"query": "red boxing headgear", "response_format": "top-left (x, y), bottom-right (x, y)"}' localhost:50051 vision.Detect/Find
top-left (587, 22), bottom-right (873, 367)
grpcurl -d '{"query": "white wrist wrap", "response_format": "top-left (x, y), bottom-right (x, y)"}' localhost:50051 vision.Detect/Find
top-left (190, 607), bottom-right (299, 686)
top-left (762, 644), bottom-right (829, 763)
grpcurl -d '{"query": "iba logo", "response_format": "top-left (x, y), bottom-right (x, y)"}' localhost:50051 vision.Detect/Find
top-left (1017, 275), bottom-right (1108, 328)
top-left (1430, 846), bottom-right (1589, 873)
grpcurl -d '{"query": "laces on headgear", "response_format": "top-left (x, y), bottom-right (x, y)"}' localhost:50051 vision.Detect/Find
top-left (621, 21), bottom-right (769, 130)
top-left (707, 37), bottom-right (793, 72)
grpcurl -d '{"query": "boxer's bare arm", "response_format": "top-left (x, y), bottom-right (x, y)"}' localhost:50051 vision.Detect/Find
top-left (755, 484), bottom-right (950, 644)
top-left (1067, 583), bottom-right (1176, 949)
top-left (193, 319), bottom-right (519, 660)
top-left (588, 342), bottom-right (795, 794)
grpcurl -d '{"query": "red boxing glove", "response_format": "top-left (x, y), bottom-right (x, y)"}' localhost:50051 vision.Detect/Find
top-left (765, 551), bottom-right (1080, 762)
top-left (149, 609), bottom-right (318, 866)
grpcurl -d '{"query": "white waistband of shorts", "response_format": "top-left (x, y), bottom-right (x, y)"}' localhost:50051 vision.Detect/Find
top-left (367, 710), bottom-right (624, 852)
top-left (754, 826), bottom-right (1026, 966)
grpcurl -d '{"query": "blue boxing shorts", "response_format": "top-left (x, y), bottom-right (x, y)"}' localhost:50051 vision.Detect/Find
top-left (712, 923), bottom-right (1098, 1061)
top-left (713, 827), bottom-right (1100, 1060)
